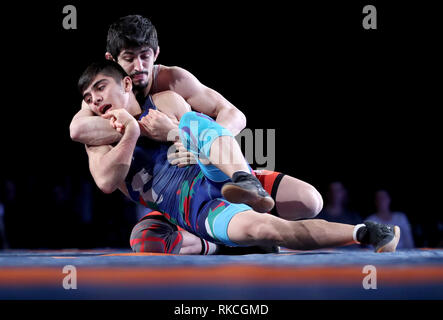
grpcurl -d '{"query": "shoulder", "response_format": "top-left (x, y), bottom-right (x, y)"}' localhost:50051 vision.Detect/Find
top-left (158, 65), bottom-right (199, 83)
top-left (158, 64), bottom-right (191, 75)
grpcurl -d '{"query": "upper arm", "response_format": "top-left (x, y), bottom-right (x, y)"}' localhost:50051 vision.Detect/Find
top-left (166, 67), bottom-right (234, 117)
top-left (152, 90), bottom-right (191, 120)
top-left (86, 144), bottom-right (130, 198)
top-left (85, 144), bottom-right (112, 182)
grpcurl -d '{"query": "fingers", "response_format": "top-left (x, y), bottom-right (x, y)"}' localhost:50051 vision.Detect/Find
top-left (167, 146), bottom-right (196, 167)
top-left (101, 110), bottom-right (116, 119)
top-left (109, 116), bottom-right (125, 132)
top-left (102, 109), bottom-right (130, 131)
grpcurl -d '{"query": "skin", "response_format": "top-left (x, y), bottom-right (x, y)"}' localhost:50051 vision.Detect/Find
top-left (69, 38), bottom-right (323, 221)
top-left (83, 73), bottom-right (251, 193)
top-left (69, 22), bottom-right (324, 252)
top-left (71, 45), bottom-right (246, 144)
top-left (80, 73), bottom-right (359, 253)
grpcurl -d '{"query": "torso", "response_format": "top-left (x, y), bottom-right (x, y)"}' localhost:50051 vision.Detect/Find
top-left (124, 95), bottom-right (225, 233)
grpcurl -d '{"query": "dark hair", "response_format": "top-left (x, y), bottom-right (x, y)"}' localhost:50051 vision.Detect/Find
top-left (78, 60), bottom-right (129, 95)
top-left (106, 15), bottom-right (158, 59)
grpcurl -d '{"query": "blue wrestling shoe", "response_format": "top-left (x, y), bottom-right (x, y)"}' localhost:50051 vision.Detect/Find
top-left (221, 171), bottom-right (275, 213)
top-left (357, 221), bottom-right (401, 253)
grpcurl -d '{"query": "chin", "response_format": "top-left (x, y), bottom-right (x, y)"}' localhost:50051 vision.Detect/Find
top-left (133, 82), bottom-right (149, 91)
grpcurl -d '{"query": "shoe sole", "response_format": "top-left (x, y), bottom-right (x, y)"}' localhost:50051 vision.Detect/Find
top-left (221, 183), bottom-right (275, 213)
top-left (376, 226), bottom-right (401, 253)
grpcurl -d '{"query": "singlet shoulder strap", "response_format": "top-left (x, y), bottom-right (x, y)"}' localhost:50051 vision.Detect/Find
top-left (138, 95), bottom-right (158, 120)
top-left (151, 64), bottom-right (160, 93)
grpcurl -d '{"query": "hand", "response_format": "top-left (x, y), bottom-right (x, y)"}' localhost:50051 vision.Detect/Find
top-left (138, 109), bottom-right (179, 141)
top-left (167, 140), bottom-right (197, 168)
top-left (102, 109), bottom-right (139, 136)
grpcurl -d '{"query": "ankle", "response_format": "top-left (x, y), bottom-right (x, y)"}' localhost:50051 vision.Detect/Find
top-left (353, 224), bottom-right (368, 244)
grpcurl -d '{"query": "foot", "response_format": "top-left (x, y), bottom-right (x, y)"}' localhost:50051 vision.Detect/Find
top-left (221, 171), bottom-right (275, 213)
top-left (358, 221), bottom-right (401, 253)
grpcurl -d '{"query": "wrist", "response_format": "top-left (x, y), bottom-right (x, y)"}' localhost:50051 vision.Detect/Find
top-left (124, 120), bottom-right (140, 140)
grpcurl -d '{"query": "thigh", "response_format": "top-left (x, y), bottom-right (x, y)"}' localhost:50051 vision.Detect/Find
top-left (195, 198), bottom-right (252, 246)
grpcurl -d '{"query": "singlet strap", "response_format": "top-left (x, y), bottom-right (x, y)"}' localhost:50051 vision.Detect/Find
top-left (138, 95), bottom-right (158, 120)
top-left (151, 64), bottom-right (160, 93)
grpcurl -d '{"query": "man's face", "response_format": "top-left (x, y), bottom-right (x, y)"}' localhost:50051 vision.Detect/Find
top-left (116, 46), bottom-right (157, 92)
top-left (82, 74), bottom-right (129, 116)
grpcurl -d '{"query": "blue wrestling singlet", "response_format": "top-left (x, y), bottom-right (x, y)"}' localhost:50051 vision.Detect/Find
top-left (124, 96), bottom-right (251, 246)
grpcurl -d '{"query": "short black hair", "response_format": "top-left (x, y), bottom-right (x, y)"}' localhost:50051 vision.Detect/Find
top-left (106, 15), bottom-right (158, 59)
top-left (78, 60), bottom-right (129, 95)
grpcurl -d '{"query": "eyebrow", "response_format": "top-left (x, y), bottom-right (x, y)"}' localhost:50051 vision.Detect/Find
top-left (121, 49), bottom-right (151, 56)
top-left (82, 79), bottom-right (108, 100)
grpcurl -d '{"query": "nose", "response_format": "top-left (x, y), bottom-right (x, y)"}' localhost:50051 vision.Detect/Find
top-left (92, 93), bottom-right (103, 106)
top-left (134, 56), bottom-right (144, 72)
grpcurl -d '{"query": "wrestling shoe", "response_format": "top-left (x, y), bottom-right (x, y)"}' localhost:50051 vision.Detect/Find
top-left (356, 221), bottom-right (401, 253)
top-left (221, 171), bottom-right (275, 213)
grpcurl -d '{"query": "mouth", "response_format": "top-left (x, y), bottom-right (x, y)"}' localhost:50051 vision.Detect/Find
top-left (131, 72), bottom-right (148, 80)
top-left (99, 104), bottom-right (112, 114)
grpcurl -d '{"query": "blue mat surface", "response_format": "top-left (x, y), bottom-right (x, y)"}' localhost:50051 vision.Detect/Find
top-left (1, 248), bottom-right (442, 299)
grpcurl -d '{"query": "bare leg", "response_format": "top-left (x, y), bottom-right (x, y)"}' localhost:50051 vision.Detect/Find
top-left (274, 175), bottom-right (324, 220)
top-left (207, 136), bottom-right (275, 213)
top-left (208, 135), bottom-right (250, 177)
top-left (227, 210), bottom-right (355, 250)
top-left (178, 230), bottom-right (204, 254)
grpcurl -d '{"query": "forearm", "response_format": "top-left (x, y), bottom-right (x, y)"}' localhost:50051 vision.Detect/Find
top-left (92, 125), bottom-right (139, 193)
top-left (70, 112), bottom-right (122, 145)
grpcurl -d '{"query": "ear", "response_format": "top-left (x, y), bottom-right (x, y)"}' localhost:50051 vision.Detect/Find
top-left (154, 46), bottom-right (160, 61)
top-left (122, 76), bottom-right (133, 93)
top-left (105, 52), bottom-right (115, 61)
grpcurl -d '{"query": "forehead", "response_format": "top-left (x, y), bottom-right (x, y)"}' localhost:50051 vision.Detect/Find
top-left (118, 46), bottom-right (154, 56)
top-left (83, 74), bottom-right (115, 95)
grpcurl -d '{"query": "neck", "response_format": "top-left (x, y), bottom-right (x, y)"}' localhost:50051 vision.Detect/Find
top-left (140, 65), bottom-right (156, 97)
top-left (127, 94), bottom-right (143, 118)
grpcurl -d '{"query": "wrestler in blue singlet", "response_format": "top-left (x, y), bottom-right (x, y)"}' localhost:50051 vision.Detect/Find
top-left (124, 96), bottom-right (251, 247)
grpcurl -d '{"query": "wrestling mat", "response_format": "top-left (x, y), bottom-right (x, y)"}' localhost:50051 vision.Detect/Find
top-left (1, 248), bottom-right (442, 299)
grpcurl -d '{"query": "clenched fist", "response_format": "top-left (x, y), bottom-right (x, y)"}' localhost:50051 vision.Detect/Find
top-left (138, 109), bottom-right (179, 141)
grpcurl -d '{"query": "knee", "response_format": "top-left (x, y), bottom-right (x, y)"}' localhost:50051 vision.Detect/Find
top-left (129, 222), bottom-right (145, 253)
top-left (129, 221), bottom-right (154, 253)
top-left (300, 185), bottom-right (323, 219)
top-left (129, 218), bottom-right (181, 254)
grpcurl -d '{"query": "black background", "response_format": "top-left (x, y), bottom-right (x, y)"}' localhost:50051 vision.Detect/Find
top-left (0, 1), bottom-right (441, 248)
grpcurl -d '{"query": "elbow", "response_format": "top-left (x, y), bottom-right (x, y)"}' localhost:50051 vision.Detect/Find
top-left (237, 109), bottom-right (247, 132)
top-left (69, 120), bottom-right (82, 142)
top-left (96, 176), bottom-right (118, 194)
top-left (99, 182), bottom-right (117, 194)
